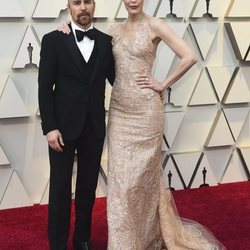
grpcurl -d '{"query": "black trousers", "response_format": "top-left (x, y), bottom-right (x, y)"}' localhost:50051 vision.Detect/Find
top-left (48, 115), bottom-right (104, 250)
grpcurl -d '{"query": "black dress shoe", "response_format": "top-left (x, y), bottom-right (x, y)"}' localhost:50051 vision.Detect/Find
top-left (73, 240), bottom-right (93, 250)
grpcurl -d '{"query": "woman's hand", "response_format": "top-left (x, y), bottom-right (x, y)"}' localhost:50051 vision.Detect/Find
top-left (136, 74), bottom-right (165, 93)
top-left (58, 21), bottom-right (71, 34)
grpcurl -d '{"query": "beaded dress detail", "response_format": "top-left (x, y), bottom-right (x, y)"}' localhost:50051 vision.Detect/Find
top-left (107, 15), bottom-right (226, 250)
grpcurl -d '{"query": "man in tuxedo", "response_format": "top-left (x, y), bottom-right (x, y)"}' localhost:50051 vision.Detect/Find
top-left (38, 0), bottom-right (115, 249)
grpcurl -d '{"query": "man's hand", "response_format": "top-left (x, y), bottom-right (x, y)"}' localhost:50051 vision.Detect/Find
top-left (46, 130), bottom-right (64, 152)
top-left (58, 21), bottom-right (71, 34)
top-left (159, 91), bottom-right (164, 103)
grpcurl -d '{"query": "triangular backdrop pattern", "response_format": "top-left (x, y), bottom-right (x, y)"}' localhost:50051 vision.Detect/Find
top-left (221, 150), bottom-right (248, 183)
top-left (12, 25), bottom-right (40, 69)
top-left (189, 69), bottom-right (218, 106)
top-left (0, 0), bottom-right (24, 17)
top-left (0, 168), bottom-right (13, 203)
top-left (0, 146), bottom-right (10, 165)
top-left (172, 152), bottom-right (201, 188)
top-left (223, 107), bottom-right (250, 141)
top-left (238, 147), bottom-right (250, 173)
top-left (205, 110), bottom-right (235, 147)
top-left (229, 22), bottom-right (250, 60)
top-left (190, 22), bottom-right (219, 60)
top-left (227, 0), bottom-right (250, 17)
top-left (0, 77), bottom-right (30, 119)
top-left (94, 0), bottom-right (109, 18)
top-left (164, 112), bottom-right (185, 147)
top-left (207, 66), bottom-right (235, 102)
top-left (205, 148), bottom-right (233, 183)
top-left (169, 65), bottom-right (201, 107)
top-left (32, 0), bottom-right (67, 18)
top-left (0, 171), bottom-right (33, 209)
top-left (245, 50), bottom-right (250, 61)
top-left (237, 112), bottom-right (250, 147)
top-left (223, 68), bottom-right (250, 104)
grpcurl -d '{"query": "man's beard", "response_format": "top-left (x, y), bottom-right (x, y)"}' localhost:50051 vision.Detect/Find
top-left (77, 13), bottom-right (92, 27)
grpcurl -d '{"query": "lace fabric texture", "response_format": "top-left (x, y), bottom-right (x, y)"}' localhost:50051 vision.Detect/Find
top-left (107, 15), bottom-right (226, 250)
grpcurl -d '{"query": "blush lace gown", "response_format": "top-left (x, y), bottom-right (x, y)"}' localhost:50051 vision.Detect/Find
top-left (107, 14), bottom-right (226, 250)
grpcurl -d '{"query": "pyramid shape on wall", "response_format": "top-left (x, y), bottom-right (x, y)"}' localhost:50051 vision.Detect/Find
top-left (94, 0), bottom-right (109, 18)
top-left (40, 180), bottom-right (49, 205)
top-left (33, 0), bottom-right (67, 18)
top-left (223, 68), bottom-right (250, 104)
top-left (0, 77), bottom-right (30, 119)
top-left (142, 0), bottom-right (161, 16)
top-left (205, 110), bottom-right (235, 147)
top-left (245, 51), bottom-right (250, 61)
top-left (221, 150), bottom-right (248, 183)
top-left (236, 111), bottom-right (250, 147)
top-left (225, 22), bottom-right (250, 61)
top-left (0, 168), bottom-right (13, 203)
top-left (229, 23), bottom-right (250, 60)
top-left (12, 25), bottom-right (40, 69)
top-left (172, 152), bottom-right (201, 188)
top-left (164, 112), bottom-right (185, 147)
top-left (96, 173), bottom-right (107, 198)
top-left (227, 0), bottom-right (250, 17)
top-left (205, 148), bottom-right (233, 182)
top-left (115, 0), bottom-right (127, 18)
top-left (207, 66), bottom-right (235, 102)
top-left (223, 107), bottom-right (250, 141)
top-left (169, 64), bottom-right (201, 107)
top-left (238, 147), bottom-right (250, 174)
top-left (0, 171), bottom-right (33, 209)
top-left (0, 146), bottom-right (9, 165)
top-left (189, 69), bottom-right (218, 106)
top-left (190, 22), bottom-right (219, 60)
top-left (0, 0), bottom-right (24, 17)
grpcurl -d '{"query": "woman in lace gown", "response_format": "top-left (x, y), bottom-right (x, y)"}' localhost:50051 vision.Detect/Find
top-left (107, 0), bottom-right (226, 249)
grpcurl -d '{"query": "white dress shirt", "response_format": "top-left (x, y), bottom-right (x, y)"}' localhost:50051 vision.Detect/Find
top-left (71, 22), bottom-right (95, 63)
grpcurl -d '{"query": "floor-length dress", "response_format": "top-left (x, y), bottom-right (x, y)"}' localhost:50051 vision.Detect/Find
top-left (107, 14), bottom-right (226, 250)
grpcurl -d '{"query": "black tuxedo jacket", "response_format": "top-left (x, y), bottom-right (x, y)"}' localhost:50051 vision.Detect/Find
top-left (38, 26), bottom-right (115, 140)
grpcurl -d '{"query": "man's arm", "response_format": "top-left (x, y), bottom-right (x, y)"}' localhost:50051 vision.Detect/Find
top-left (38, 34), bottom-right (57, 135)
top-left (38, 34), bottom-right (64, 152)
top-left (107, 50), bottom-right (115, 86)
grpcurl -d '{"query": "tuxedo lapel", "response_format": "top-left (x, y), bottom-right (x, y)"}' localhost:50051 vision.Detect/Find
top-left (63, 26), bottom-right (107, 84)
top-left (90, 28), bottom-right (107, 84)
top-left (64, 24), bottom-right (88, 80)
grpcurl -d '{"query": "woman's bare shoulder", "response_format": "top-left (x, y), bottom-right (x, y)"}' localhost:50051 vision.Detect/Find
top-left (148, 16), bottom-right (168, 31)
top-left (107, 22), bottom-right (124, 36)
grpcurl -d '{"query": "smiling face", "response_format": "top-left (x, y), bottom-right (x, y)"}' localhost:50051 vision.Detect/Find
top-left (68, 0), bottom-right (95, 29)
top-left (123, 0), bottom-right (144, 16)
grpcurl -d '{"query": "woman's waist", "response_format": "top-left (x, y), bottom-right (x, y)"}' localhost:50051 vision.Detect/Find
top-left (109, 95), bottom-right (163, 113)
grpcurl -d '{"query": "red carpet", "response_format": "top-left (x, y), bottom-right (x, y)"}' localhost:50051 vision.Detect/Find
top-left (0, 181), bottom-right (249, 250)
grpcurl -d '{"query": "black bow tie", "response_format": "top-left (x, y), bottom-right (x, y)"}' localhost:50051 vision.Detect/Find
top-left (75, 29), bottom-right (95, 42)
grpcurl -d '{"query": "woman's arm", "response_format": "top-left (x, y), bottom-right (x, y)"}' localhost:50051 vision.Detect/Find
top-left (137, 17), bottom-right (197, 92)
